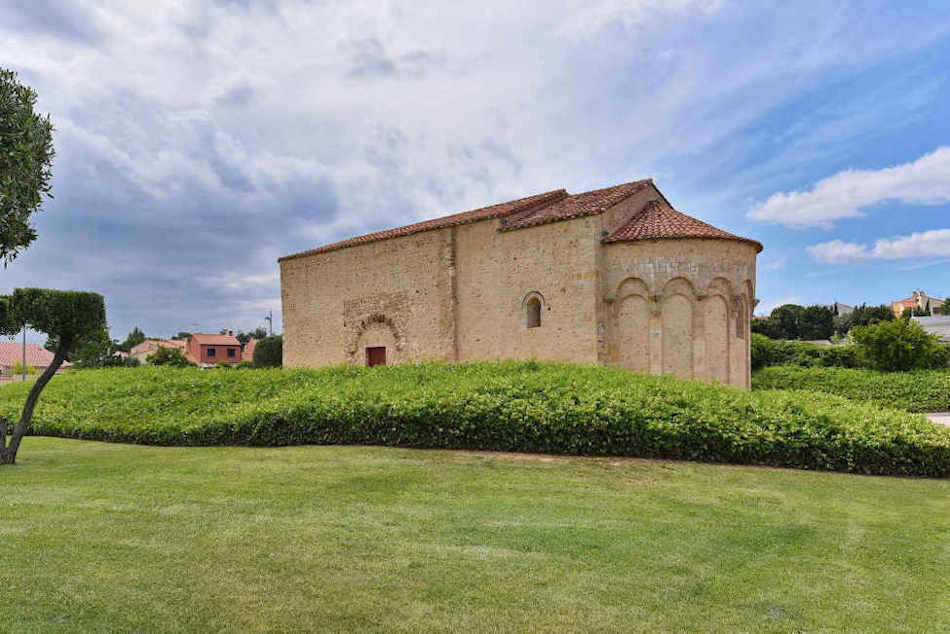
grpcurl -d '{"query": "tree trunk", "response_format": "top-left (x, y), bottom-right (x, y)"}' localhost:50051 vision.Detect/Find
top-left (0, 416), bottom-right (7, 462)
top-left (0, 339), bottom-right (70, 465)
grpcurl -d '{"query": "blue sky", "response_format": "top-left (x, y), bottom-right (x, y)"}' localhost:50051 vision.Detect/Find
top-left (2, 0), bottom-right (950, 342)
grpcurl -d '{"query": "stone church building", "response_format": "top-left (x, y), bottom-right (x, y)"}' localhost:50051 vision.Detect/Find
top-left (279, 179), bottom-right (762, 388)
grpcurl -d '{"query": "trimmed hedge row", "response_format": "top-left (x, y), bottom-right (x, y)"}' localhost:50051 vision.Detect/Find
top-left (752, 366), bottom-right (950, 414)
top-left (750, 334), bottom-right (860, 371)
top-left (1, 363), bottom-right (948, 477)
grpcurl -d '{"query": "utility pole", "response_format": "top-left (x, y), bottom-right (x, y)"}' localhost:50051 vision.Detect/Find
top-left (264, 310), bottom-right (273, 336)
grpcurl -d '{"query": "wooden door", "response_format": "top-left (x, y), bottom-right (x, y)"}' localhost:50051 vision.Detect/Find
top-left (366, 347), bottom-right (387, 367)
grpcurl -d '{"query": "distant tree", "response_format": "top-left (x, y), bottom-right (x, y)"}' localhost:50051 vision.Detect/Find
top-left (235, 327), bottom-right (267, 345)
top-left (171, 331), bottom-right (191, 341)
top-left (799, 305), bottom-right (835, 340)
top-left (751, 316), bottom-right (784, 339)
top-left (754, 304), bottom-right (839, 340)
top-left (0, 288), bottom-right (106, 464)
top-left (118, 326), bottom-right (146, 352)
top-left (769, 305), bottom-right (805, 339)
top-left (252, 335), bottom-right (282, 368)
top-left (0, 68), bottom-right (55, 266)
top-left (66, 329), bottom-right (140, 368)
top-left (146, 346), bottom-right (194, 367)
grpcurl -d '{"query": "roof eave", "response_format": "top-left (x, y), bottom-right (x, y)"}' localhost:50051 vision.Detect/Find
top-left (602, 234), bottom-right (764, 253)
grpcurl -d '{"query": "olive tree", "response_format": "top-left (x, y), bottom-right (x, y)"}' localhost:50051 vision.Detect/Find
top-left (0, 288), bottom-right (106, 464)
top-left (1, 68), bottom-right (55, 266)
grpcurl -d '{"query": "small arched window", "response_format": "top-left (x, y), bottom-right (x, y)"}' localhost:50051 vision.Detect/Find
top-left (526, 297), bottom-right (542, 328)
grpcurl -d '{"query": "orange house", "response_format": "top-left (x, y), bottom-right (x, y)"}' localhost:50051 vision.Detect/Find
top-left (187, 332), bottom-right (243, 365)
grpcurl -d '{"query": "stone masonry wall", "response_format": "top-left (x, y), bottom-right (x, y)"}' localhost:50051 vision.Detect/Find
top-left (599, 238), bottom-right (758, 387)
top-left (280, 228), bottom-right (456, 368)
top-left (453, 215), bottom-right (601, 363)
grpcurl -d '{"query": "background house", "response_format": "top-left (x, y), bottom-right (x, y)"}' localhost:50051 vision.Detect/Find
top-left (829, 302), bottom-right (854, 316)
top-left (0, 341), bottom-right (72, 381)
top-left (129, 339), bottom-right (187, 364)
top-left (187, 332), bottom-right (242, 366)
top-left (891, 290), bottom-right (945, 317)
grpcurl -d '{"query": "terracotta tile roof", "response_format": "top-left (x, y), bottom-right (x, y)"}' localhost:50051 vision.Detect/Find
top-left (0, 342), bottom-right (71, 368)
top-left (242, 338), bottom-right (257, 362)
top-left (129, 339), bottom-right (185, 356)
top-left (191, 333), bottom-right (241, 346)
top-left (499, 180), bottom-right (651, 231)
top-left (603, 199), bottom-right (763, 252)
top-left (280, 179), bottom-right (762, 259)
top-left (279, 189), bottom-right (569, 261)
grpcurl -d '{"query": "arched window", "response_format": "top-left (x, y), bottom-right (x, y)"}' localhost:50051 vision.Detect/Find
top-left (526, 297), bottom-right (542, 328)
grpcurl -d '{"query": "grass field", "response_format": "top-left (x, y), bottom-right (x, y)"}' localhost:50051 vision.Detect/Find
top-left (1, 438), bottom-right (948, 632)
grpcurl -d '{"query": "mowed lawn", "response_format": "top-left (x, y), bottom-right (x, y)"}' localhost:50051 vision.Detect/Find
top-left (3, 438), bottom-right (948, 632)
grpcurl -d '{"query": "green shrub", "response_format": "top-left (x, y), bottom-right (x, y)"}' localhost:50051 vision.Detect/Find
top-left (253, 335), bottom-right (282, 368)
top-left (851, 319), bottom-right (947, 372)
top-left (751, 334), bottom-right (860, 371)
top-left (146, 346), bottom-right (194, 367)
top-left (0, 362), bottom-right (947, 477)
top-left (752, 366), bottom-right (950, 413)
top-left (10, 361), bottom-right (38, 376)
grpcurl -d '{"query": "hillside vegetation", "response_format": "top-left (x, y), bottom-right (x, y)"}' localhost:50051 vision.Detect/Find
top-left (2, 363), bottom-right (948, 476)
top-left (753, 366), bottom-right (950, 413)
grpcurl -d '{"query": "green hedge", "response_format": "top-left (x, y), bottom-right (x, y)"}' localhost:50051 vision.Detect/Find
top-left (1, 363), bottom-right (948, 477)
top-left (752, 366), bottom-right (950, 414)
top-left (751, 334), bottom-right (860, 371)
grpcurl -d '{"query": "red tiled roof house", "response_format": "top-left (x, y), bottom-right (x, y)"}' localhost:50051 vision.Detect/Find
top-left (279, 179), bottom-right (762, 388)
top-left (187, 332), bottom-right (243, 366)
top-left (0, 341), bottom-right (72, 379)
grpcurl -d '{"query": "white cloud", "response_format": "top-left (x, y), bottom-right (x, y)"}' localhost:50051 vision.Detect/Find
top-left (762, 254), bottom-right (788, 270)
top-left (807, 229), bottom-right (950, 263)
top-left (748, 147), bottom-right (950, 228)
top-left (5, 0), bottom-right (950, 337)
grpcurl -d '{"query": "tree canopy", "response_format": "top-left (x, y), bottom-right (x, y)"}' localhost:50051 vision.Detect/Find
top-left (119, 326), bottom-right (147, 351)
top-left (236, 327), bottom-right (267, 345)
top-left (0, 288), bottom-right (105, 342)
top-left (252, 335), bottom-right (282, 368)
top-left (752, 304), bottom-right (836, 341)
top-left (0, 67), bottom-right (55, 266)
top-left (851, 319), bottom-right (948, 372)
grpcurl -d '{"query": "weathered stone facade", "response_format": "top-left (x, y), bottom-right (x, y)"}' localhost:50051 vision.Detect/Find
top-left (279, 180), bottom-right (761, 387)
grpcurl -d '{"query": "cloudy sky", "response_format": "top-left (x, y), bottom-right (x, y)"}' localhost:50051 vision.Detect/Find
top-left (3, 0), bottom-right (950, 341)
